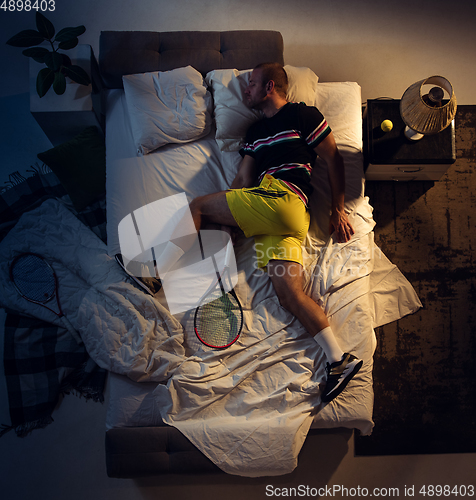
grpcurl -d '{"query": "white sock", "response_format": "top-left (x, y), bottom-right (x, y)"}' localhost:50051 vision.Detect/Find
top-left (313, 326), bottom-right (344, 364)
top-left (155, 241), bottom-right (184, 277)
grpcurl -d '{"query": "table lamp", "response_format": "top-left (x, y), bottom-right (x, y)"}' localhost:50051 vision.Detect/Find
top-left (400, 76), bottom-right (457, 141)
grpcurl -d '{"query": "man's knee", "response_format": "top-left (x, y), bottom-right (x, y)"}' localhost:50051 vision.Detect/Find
top-left (189, 196), bottom-right (204, 215)
top-left (275, 290), bottom-right (294, 313)
top-left (189, 192), bottom-right (237, 228)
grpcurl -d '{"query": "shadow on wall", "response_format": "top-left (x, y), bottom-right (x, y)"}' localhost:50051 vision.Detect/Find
top-left (283, 42), bottom-right (464, 104)
top-left (0, 93), bottom-right (52, 186)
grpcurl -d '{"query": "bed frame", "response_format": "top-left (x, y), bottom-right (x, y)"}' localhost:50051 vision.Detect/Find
top-left (99, 30), bottom-right (284, 88)
top-left (100, 30), bottom-right (285, 477)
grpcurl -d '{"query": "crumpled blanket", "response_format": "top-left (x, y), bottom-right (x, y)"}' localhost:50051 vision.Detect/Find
top-left (150, 198), bottom-right (380, 476)
top-left (0, 199), bottom-right (185, 383)
top-left (0, 171), bottom-right (109, 438)
top-left (0, 197), bottom-right (420, 476)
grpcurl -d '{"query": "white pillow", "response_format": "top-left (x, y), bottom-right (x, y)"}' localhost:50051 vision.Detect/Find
top-left (205, 66), bottom-right (319, 152)
top-left (313, 82), bottom-right (363, 151)
top-left (123, 66), bottom-right (212, 155)
top-left (205, 69), bottom-right (262, 153)
top-left (285, 65), bottom-right (319, 105)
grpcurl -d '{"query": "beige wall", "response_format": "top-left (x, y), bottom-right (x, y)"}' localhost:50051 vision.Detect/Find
top-left (2, 0), bottom-right (475, 103)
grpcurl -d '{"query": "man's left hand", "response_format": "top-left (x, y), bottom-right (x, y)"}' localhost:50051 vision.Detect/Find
top-left (329, 209), bottom-right (355, 243)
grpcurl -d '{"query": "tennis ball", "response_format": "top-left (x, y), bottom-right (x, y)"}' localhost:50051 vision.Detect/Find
top-left (381, 119), bottom-right (393, 132)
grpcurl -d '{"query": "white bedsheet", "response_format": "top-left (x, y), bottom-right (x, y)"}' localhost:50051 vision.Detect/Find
top-left (102, 87), bottom-right (421, 476)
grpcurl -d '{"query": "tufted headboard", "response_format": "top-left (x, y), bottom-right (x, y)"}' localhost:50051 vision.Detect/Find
top-left (98, 30), bottom-right (284, 89)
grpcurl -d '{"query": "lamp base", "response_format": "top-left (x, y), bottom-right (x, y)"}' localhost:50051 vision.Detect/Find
top-left (404, 126), bottom-right (424, 141)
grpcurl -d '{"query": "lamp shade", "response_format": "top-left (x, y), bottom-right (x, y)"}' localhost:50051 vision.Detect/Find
top-left (400, 76), bottom-right (457, 135)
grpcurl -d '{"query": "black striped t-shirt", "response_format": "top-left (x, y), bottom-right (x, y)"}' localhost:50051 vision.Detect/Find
top-left (240, 102), bottom-right (331, 204)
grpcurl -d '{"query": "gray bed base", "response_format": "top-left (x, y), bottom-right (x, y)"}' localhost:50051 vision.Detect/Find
top-left (106, 426), bottom-right (221, 477)
top-left (100, 30), bottom-right (284, 477)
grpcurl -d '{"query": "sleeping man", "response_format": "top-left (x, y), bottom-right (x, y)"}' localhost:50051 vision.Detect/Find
top-left (119, 62), bottom-right (363, 403)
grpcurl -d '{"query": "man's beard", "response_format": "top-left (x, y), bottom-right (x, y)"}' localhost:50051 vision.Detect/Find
top-left (247, 89), bottom-right (267, 110)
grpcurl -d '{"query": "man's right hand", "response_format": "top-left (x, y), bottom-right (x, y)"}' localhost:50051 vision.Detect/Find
top-left (329, 208), bottom-right (354, 243)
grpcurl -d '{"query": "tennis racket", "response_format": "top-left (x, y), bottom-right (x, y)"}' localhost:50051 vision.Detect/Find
top-left (194, 235), bottom-right (243, 349)
top-left (9, 252), bottom-right (83, 345)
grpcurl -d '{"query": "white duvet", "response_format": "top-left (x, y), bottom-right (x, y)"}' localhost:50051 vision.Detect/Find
top-left (0, 195), bottom-right (375, 477)
top-left (0, 82), bottom-right (422, 477)
top-left (103, 82), bottom-right (420, 475)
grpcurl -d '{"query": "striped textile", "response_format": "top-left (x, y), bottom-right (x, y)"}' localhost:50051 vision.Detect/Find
top-left (0, 166), bottom-right (107, 438)
top-left (240, 103), bottom-right (332, 205)
top-left (257, 164), bottom-right (311, 205)
top-left (306, 118), bottom-right (331, 148)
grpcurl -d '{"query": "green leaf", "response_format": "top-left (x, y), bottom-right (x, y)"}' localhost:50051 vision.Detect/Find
top-left (53, 72), bottom-right (67, 95)
top-left (58, 38), bottom-right (79, 50)
top-left (61, 54), bottom-right (72, 67)
top-left (6, 30), bottom-right (44, 48)
top-left (36, 12), bottom-right (55, 40)
top-left (22, 47), bottom-right (50, 63)
top-left (36, 67), bottom-right (55, 98)
top-left (44, 51), bottom-right (63, 71)
top-left (54, 26), bottom-right (86, 43)
top-left (63, 64), bottom-right (90, 86)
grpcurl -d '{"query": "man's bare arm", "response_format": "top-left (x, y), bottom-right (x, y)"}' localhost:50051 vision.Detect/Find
top-left (230, 155), bottom-right (256, 189)
top-left (314, 132), bottom-right (354, 243)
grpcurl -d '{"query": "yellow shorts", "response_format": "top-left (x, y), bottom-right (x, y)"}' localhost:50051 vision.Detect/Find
top-left (226, 175), bottom-right (310, 269)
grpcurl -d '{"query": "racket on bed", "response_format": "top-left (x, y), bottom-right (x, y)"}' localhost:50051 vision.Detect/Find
top-left (194, 235), bottom-right (243, 349)
top-left (9, 252), bottom-right (83, 345)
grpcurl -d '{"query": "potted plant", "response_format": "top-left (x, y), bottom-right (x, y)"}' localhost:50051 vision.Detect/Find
top-left (6, 12), bottom-right (91, 98)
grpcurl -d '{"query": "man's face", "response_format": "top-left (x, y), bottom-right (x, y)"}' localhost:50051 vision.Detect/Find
top-left (244, 69), bottom-right (268, 109)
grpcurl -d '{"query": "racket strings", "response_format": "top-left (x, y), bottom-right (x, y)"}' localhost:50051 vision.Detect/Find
top-left (11, 255), bottom-right (56, 303)
top-left (196, 291), bottom-right (242, 347)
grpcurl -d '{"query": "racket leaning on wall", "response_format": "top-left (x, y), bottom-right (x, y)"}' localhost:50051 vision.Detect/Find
top-left (9, 252), bottom-right (83, 345)
top-left (194, 235), bottom-right (243, 349)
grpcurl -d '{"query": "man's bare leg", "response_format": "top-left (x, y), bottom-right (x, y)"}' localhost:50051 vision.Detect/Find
top-left (267, 260), bottom-right (344, 363)
top-left (267, 259), bottom-right (363, 402)
top-left (188, 191), bottom-right (239, 229)
top-left (154, 191), bottom-right (238, 277)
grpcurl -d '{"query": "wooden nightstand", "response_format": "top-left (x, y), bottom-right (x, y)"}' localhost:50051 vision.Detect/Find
top-left (30, 45), bottom-right (105, 147)
top-left (364, 99), bottom-right (456, 181)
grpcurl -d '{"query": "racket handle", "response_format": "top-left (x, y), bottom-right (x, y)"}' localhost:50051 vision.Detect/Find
top-left (224, 238), bottom-right (233, 268)
top-left (60, 315), bottom-right (83, 345)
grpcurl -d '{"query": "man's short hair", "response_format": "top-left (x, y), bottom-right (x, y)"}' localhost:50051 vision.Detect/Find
top-left (254, 62), bottom-right (288, 98)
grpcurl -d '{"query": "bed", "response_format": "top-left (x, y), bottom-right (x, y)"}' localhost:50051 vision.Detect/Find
top-left (0, 30), bottom-right (422, 477)
top-left (98, 30), bottom-right (423, 476)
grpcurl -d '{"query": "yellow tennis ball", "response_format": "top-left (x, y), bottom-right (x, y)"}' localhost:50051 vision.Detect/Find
top-left (381, 119), bottom-right (393, 132)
